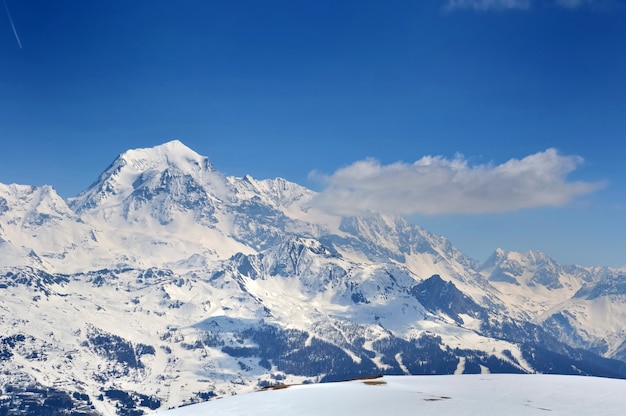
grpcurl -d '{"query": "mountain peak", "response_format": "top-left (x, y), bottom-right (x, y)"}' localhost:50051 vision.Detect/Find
top-left (118, 140), bottom-right (215, 175)
top-left (0, 183), bottom-right (72, 218)
top-left (69, 140), bottom-right (218, 212)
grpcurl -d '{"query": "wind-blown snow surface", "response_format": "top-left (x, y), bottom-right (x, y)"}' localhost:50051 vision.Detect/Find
top-left (157, 375), bottom-right (626, 416)
top-left (2, 140), bottom-right (626, 415)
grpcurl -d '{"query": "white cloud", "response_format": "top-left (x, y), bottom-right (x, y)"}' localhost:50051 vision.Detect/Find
top-left (444, 0), bottom-right (531, 11)
top-left (310, 149), bottom-right (604, 216)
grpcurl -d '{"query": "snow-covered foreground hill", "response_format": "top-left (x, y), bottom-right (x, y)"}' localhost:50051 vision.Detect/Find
top-left (1, 140), bottom-right (626, 415)
top-left (157, 374), bottom-right (626, 416)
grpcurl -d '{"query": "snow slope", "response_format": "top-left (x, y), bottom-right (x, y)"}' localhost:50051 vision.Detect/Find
top-left (157, 374), bottom-right (626, 416)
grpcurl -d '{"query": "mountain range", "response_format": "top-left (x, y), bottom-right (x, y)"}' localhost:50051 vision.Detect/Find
top-left (1, 140), bottom-right (625, 416)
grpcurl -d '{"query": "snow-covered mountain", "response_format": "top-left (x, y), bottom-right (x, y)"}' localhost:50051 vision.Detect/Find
top-left (1, 140), bottom-right (625, 416)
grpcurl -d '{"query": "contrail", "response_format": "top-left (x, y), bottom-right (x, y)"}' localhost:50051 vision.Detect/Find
top-left (3, 0), bottom-right (22, 49)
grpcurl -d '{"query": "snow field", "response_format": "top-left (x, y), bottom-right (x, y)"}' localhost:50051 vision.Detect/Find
top-left (156, 374), bottom-right (626, 416)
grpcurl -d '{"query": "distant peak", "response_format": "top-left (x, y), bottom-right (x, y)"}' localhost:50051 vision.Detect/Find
top-left (478, 248), bottom-right (509, 271)
top-left (161, 138), bottom-right (185, 147)
top-left (118, 140), bottom-right (215, 174)
top-left (0, 183), bottom-right (59, 199)
top-left (151, 139), bottom-right (192, 154)
top-left (489, 248), bottom-right (514, 261)
top-left (68, 140), bottom-right (221, 212)
top-left (122, 140), bottom-right (195, 160)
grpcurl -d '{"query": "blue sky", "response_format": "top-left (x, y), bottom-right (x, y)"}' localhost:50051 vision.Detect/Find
top-left (1, 0), bottom-right (625, 267)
